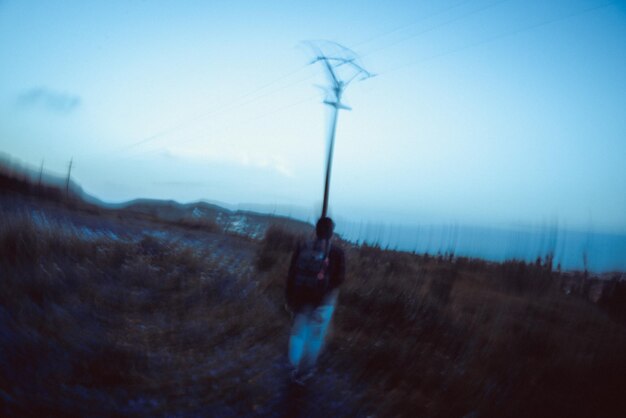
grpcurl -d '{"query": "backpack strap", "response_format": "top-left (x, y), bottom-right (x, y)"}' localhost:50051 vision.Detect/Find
top-left (316, 237), bottom-right (331, 259)
top-left (317, 238), bottom-right (331, 280)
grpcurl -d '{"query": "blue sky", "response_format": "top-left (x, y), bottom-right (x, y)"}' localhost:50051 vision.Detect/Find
top-left (1, 0), bottom-right (625, 232)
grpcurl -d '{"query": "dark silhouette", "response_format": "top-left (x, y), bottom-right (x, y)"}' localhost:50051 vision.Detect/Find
top-left (285, 217), bottom-right (345, 384)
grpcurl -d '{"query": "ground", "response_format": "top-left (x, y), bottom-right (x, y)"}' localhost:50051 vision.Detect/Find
top-left (2, 183), bottom-right (626, 417)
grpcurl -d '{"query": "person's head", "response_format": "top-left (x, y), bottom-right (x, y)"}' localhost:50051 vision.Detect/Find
top-left (316, 217), bottom-right (335, 240)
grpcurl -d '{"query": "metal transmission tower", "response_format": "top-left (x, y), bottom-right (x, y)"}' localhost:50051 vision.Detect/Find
top-left (305, 41), bottom-right (373, 218)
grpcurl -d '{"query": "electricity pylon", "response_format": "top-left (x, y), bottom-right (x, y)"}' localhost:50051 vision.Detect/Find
top-left (305, 41), bottom-right (373, 218)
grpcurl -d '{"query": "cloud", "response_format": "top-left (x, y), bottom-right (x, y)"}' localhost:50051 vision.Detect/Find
top-left (243, 154), bottom-right (294, 178)
top-left (161, 146), bottom-right (295, 178)
top-left (16, 87), bottom-right (81, 113)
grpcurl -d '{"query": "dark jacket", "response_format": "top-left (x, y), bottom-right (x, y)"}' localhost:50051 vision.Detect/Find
top-left (286, 240), bottom-right (345, 309)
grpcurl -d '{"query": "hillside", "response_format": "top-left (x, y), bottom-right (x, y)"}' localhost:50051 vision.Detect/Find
top-left (1, 165), bottom-right (626, 417)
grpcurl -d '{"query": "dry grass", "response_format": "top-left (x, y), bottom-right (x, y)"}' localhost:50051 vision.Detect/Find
top-left (1, 210), bottom-right (626, 417)
top-left (0, 212), bottom-right (290, 417)
top-left (258, 230), bottom-right (626, 417)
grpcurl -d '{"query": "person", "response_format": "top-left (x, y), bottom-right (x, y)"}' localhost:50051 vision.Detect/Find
top-left (285, 216), bottom-right (345, 384)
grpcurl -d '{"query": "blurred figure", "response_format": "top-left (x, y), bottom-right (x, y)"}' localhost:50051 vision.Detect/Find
top-left (286, 217), bottom-right (345, 384)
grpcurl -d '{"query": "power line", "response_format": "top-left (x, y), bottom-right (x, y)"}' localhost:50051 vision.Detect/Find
top-left (377, 1), bottom-right (617, 77)
top-left (122, 94), bottom-right (319, 161)
top-left (352, 0), bottom-right (474, 49)
top-left (112, 1), bottom-right (493, 156)
top-left (360, 0), bottom-right (512, 60)
top-left (114, 0), bottom-right (495, 161)
top-left (157, 1), bottom-right (504, 151)
top-left (113, 64), bottom-right (313, 154)
top-left (107, 0), bottom-right (615, 164)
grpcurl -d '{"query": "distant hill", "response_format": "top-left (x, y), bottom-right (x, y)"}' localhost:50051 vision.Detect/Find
top-left (0, 154), bottom-right (313, 239)
top-left (119, 198), bottom-right (313, 239)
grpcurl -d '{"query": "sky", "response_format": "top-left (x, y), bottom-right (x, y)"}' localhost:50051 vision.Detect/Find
top-left (1, 0), bottom-right (625, 232)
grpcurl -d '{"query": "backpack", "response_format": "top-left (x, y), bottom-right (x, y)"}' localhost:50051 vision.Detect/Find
top-left (293, 239), bottom-right (331, 297)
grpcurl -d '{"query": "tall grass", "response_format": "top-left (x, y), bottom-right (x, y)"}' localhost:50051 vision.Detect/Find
top-left (0, 212), bottom-right (290, 417)
top-left (254, 227), bottom-right (626, 418)
top-left (1, 211), bottom-right (625, 417)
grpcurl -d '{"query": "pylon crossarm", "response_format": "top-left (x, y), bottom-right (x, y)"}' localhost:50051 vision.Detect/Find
top-left (323, 100), bottom-right (351, 110)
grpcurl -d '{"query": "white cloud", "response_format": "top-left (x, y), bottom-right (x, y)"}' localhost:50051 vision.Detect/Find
top-left (162, 146), bottom-right (294, 178)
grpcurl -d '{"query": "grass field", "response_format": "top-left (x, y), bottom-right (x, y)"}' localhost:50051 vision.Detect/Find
top-left (1, 174), bottom-right (626, 417)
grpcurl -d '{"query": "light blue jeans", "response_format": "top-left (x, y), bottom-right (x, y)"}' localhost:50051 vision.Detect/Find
top-left (288, 299), bottom-right (336, 372)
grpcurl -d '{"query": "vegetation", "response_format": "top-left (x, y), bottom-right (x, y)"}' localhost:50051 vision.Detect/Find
top-left (0, 212), bottom-right (291, 417)
top-left (257, 229), bottom-right (626, 418)
top-left (1, 171), bottom-right (626, 417)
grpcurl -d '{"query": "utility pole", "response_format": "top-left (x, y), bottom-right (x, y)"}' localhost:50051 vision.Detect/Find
top-left (307, 41), bottom-right (372, 218)
top-left (66, 158), bottom-right (73, 197)
top-left (38, 159), bottom-right (44, 186)
top-left (322, 99), bottom-right (340, 219)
